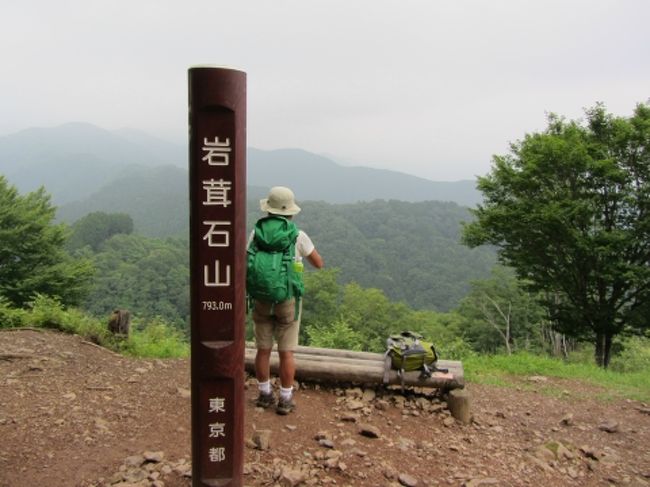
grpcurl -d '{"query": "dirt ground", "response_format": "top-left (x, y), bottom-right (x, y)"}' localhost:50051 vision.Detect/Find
top-left (1, 329), bottom-right (649, 487)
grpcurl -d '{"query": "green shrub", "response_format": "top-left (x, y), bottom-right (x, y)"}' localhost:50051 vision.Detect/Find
top-left (306, 318), bottom-right (363, 350)
top-left (121, 317), bottom-right (189, 358)
top-left (27, 294), bottom-right (70, 331)
top-left (25, 294), bottom-right (110, 344)
top-left (436, 337), bottom-right (476, 361)
top-left (0, 297), bottom-right (27, 328)
top-left (609, 337), bottom-right (650, 373)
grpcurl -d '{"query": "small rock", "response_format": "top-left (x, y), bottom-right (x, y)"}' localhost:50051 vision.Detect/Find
top-left (358, 423), bottom-right (381, 438)
top-left (252, 429), bottom-right (272, 450)
top-left (362, 389), bottom-right (376, 402)
top-left (442, 417), bottom-right (455, 428)
top-left (340, 413), bottom-right (358, 422)
top-left (375, 399), bottom-right (390, 411)
top-left (124, 455), bottom-right (145, 467)
top-left (599, 420), bottom-right (619, 433)
top-left (176, 388), bottom-right (191, 399)
top-left (279, 467), bottom-right (307, 487)
top-left (346, 387), bottom-right (363, 398)
top-left (314, 431), bottom-right (331, 441)
top-left (578, 445), bottom-right (599, 460)
top-left (528, 375), bottom-right (548, 383)
top-left (143, 451), bottom-right (164, 463)
top-left (384, 467), bottom-right (398, 480)
top-left (347, 399), bottom-right (365, 411)
top-left (285, 424), bottom-right (297, 431)
top-left (94, 417), bottom-right (110, 432)
top-left (560, 413), bottom-right (574, 426)
top-left (398, 472), bottom-right (418, 486)
top-left (319, 439), bottom-right (335, 449)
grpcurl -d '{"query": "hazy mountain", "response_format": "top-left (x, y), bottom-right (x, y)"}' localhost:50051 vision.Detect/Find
top-left (0, 122), bottom-right (185, 204)
top-left (57, 165), bottom-right (190, 237)
top-left (2, 122), bottom-right (481, 208)
top-left (249, 148), bottom-right (481, 207)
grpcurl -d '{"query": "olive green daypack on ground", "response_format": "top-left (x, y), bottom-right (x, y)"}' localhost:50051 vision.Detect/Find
top-left (246, 216), bottom-right (304, 305)
top-left (384, 331), bottom-right (446, 387)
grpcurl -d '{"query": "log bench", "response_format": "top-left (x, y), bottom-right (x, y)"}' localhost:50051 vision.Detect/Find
top-left (243, 342), bottom-right (470, 422)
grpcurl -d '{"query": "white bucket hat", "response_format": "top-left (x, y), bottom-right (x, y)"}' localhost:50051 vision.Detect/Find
top-left (260, 186), bottom-right (301, 216)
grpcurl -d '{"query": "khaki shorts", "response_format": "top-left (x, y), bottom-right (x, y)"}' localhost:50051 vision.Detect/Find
top-left (253, 299), bottom-right (302, 352)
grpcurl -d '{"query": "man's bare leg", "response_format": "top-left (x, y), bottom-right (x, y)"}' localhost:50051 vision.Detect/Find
top-left (255, 348), bottom-right (272, 383)
top-left (278, 350), bottom-right (295, 388)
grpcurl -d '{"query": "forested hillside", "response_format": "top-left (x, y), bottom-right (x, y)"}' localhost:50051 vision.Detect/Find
top-left (64, 196), bottom-right (494, 333)
top-left (265, 200), bottom-right (495, 311)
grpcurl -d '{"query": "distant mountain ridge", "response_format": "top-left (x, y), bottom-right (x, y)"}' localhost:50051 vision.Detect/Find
top-left (249, 148), bottom-right (480, 206)
top-left (0, 122), bottom-right (481, 208)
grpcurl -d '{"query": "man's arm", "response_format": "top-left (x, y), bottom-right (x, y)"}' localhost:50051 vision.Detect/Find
top-left (306, 249), bottom-right (324, 269)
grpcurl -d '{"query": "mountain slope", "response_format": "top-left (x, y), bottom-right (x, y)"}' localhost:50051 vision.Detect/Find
top-left (1, 123), bottom-right (480, 206)
top-left (0, 123), bottom-right (185, 204)
top-left (249, 148), bottom-right (480, 206)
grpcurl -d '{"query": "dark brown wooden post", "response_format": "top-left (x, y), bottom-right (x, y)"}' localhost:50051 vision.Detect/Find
top-left (188, 66), bottom-right (246, 487)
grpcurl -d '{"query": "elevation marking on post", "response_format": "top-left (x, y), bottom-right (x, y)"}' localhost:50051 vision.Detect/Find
top-left (188, 66), bottom-right (246, 487)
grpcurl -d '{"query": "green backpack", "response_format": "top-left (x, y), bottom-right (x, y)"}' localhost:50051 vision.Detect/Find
top-left (246, 216), bottom-right (304, 304)
top-left (384, 331), bottom-right (440, 385)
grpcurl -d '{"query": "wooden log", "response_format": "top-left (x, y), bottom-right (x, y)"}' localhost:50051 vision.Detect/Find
top-left (244, 347), bottom-right (464, 389)
top-left (446, 389), bottom-right (472, 424)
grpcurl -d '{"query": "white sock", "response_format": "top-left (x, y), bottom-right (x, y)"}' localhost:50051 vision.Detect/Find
top-left (280, 386), bottom-right (293, 401)
top-left (258, 380), bottom-right (271, 395)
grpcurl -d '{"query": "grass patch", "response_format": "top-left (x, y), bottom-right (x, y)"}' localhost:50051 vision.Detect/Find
top-left (1, 295), bottom-right (188, 359)
top-left (464, 352), bottom-right (650, 402)
top-left (119, 320), bottom-right (189, 358)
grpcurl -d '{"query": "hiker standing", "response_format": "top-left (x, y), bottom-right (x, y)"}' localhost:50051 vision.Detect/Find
top-left (247, 186), bottom-right (324, 415)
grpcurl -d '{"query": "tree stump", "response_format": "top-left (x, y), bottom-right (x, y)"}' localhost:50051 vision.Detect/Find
top-left (446, 388), bottom-right (472, 424)
top-left (108, 309), bottom-right (131, 337)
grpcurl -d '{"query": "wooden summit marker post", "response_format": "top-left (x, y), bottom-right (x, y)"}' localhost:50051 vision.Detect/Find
top-left (189, 66), bottom-right (246, 487)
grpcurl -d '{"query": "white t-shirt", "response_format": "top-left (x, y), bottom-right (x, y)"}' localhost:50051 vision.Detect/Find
top-left (247, 229), bottom-right (315, 263)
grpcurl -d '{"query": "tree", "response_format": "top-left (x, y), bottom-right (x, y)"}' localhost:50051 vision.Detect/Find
top-left (463, 103), bottom-right (650, 367)
top-left (0, 177), bottom-right (93, 307)
top-left (456, 267), bottom-right (546, 354)
top-left (81, 234), bottom-right (189, 329)
top-left (67, 211), bottom-right (133, 251)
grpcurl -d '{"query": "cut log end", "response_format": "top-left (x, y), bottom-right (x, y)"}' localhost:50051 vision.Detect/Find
top-left (446, 388), bottom-right (472, 424)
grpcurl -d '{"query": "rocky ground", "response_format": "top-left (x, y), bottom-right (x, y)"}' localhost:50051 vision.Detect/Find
top-left (1, 329), bottom-right (649, 487)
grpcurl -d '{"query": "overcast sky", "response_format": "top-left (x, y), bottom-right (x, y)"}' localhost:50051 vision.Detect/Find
top-left (1, 1), bottom-right (648, 181)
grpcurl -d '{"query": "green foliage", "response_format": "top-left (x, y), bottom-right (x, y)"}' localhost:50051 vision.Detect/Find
top-left (457, 266), bottom-right (546, 353)
top-left (435, 336), bottom-right (476, 361)
top-left (337, 283), bottom-right (413, 352)
top-left (81, 234), bottom-right (189, 329)
top-left (608, 337), bottom-right (650, 373)
top-left (306, 318), bottom-right (363, 350)
top-left (67, 211), bottom-right (134, 251)
top-left (27, 294), bottom-right (111, 344)
top-left (0, 296), bottom-right (27, 328)
top-left (250, 199), bottom-right (496, 312)
top-left (463, 102), bottom-right (650, 367)
top-left (0, 176), bottom-right (94, 307)
top-left (120, 318), bottom-right (189, 358)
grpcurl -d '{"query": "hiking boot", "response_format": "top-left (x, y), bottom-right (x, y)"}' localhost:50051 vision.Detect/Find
top-left (255, 392), bottom-right (276, 409)
top-left (275, 396), bottom-right (295, 415)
